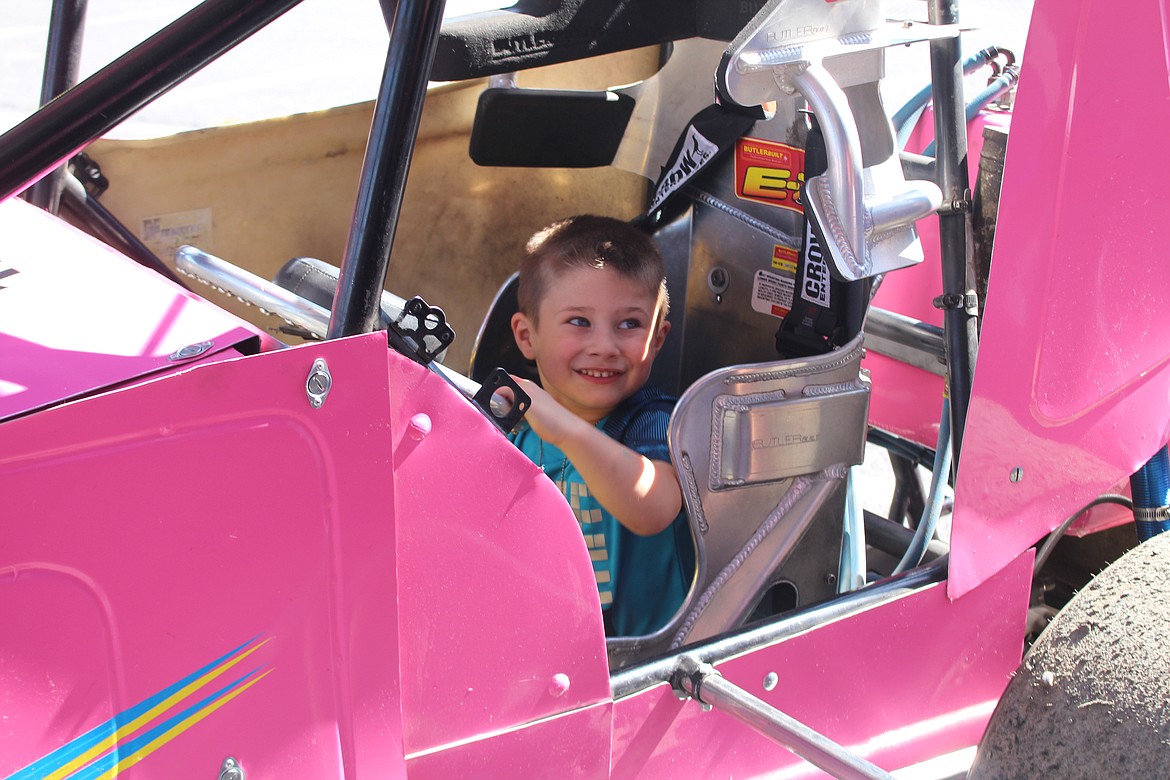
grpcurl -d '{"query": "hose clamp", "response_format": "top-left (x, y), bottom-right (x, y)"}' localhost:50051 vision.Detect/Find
top-left (1133, 506), bottom-right (1170, 522)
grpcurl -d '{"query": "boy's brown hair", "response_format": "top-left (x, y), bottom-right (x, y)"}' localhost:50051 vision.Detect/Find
top-left (517, 215), bottom-right (669, 323)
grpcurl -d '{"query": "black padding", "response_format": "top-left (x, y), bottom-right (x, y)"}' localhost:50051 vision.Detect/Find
top-left (274, 256), bottom-right (399, 327)
top-left (468, 273), bottom-right (540, 384)
top-left (433, 0), bottom-right (695, 81)
top-left (274, 256), bottom-right (341, 310)
top-left (470, 88), bottom-right (635, 168)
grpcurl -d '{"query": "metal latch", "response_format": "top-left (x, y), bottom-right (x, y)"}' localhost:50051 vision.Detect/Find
top-left (472, 367), bottom-right (531, 434)
top-left (387, 296), bottom-right (455, 365)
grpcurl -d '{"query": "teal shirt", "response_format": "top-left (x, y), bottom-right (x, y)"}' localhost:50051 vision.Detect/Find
top-left (509, 387), bottom-right (694, 636)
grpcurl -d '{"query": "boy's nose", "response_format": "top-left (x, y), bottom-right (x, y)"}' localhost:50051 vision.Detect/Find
top-left (587, 330), bottom-right (620, 357)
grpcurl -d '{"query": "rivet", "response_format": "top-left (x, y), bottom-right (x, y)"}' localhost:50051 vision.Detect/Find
top-left (548, 673), bottom-right (571, 697)
top-left (408, 413), bottom-right (432, 441)
top-left (763, 672), bottom-right (779, 692)
top-left (168, 340), bottom-right (214, 361)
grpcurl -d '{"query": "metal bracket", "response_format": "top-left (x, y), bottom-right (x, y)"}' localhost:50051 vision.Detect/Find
top-left (71, 152), bottom-right (109, 198)
top-left (472, 367), bottom-right (531, 434)
top-left (937, 188), bottom-right (973, 215)
top-left (932, 291), bottom-right (978, 314)
top-left (387, 296), bottom-right (455, 365)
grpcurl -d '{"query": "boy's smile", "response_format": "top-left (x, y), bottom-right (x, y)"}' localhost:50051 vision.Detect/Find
top-left (511, 265), bottom-right (669, 424)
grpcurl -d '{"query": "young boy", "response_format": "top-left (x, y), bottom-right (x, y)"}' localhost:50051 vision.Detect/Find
top-left (508, 215), bottom-right (694, 637)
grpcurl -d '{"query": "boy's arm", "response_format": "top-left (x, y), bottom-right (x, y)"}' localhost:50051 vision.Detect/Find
top-left (515, 378), bottom-right (682, 536)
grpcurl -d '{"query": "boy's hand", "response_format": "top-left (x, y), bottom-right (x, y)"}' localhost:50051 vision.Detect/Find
top-left (510, 377), bottom-right (580, 448)
top-left (509, 375), bottom-right (683, 536)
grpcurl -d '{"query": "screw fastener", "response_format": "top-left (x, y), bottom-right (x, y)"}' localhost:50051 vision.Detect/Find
top-left (306, 358), bottom-right (332, 409)
top-left (219, 757), bottom-right (245, 780)
top-left (1009, 466), bottom-right (1024, 483)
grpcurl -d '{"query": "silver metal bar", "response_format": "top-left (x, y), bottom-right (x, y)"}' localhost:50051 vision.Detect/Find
top-left (792, 62), bottom-right (865, 257)
top-left (865, 307), bottom-right (946, 376)
top-left (868, 181), bottom-right (941, 235)
top-left (174, 246), bottom-right (480, 398)
top-left (675, 657), bottom-right (895, 780)
top-left (176, 245), bottom-right (334, 337)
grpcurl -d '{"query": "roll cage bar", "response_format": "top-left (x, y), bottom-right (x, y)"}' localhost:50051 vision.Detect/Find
top-left (0, 0), bottom-right (977, 459)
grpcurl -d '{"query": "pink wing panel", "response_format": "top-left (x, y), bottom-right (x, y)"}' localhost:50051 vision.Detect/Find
top-left (951, 0), bottom-right (1170, 595)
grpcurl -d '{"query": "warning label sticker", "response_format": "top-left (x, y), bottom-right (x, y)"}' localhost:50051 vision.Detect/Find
top-left (141, 208), bottom-right (213, 261)
top-left (735, 137), bottom-right (805, 212)
top-left (772, 244), bottom-right (798, 274)
top-left (751, 269), bottom-right (794, 319)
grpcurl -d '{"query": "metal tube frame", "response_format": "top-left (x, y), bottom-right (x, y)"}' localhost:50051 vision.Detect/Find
top-left (673, 657), bottom-right (896, 780)
top-left (327, 0), bottom-right (449, 338)
top-left (0, 0), bottom-right (306, 204)
top-left (0, 0), bottom-right (448, 346)
top-left (927, 0), bottom-right (978, 469)
top-left (59, 176), bottom-right (186, 286)
top-left (26, 0), bottom-right (89, 213)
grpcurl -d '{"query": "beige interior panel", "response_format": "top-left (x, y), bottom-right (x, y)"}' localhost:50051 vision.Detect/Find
top-left (87, 47), bottom-right (659, 371)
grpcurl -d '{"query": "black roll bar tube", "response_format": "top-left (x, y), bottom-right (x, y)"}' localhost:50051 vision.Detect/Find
top-left (327, 0), bottom-right (449, 338)
top-left (0, 0), bottom-right (306, 204)
top-left (26, 0), bottom-right (89, 214)
top-left (927, 0), bottom-right (978, 471)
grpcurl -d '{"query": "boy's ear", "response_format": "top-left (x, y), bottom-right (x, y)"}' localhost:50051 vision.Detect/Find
top-left (651, 318), bottom-right (671, 357)
top-left (511, 311), bottom-right (538, 360)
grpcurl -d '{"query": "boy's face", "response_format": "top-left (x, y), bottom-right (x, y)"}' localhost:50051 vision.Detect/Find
top-left (511, 265), bottom-right (670, 424)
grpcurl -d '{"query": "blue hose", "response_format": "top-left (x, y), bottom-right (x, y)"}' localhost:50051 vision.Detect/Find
top-left (894, 46), bottom-right (1016, 153)
top-left (892, 397), bottom-right (952, 574)
top-left (891, 46), bottom-right (1005, 132)
top-left (921, 69), bottom-right (1018, 157)
top-left (1130, 447), bottom-right (1170, 541)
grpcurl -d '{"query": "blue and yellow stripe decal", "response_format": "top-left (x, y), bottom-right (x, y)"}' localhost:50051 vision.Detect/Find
top-left (6, 636), bottom-right (272, 780)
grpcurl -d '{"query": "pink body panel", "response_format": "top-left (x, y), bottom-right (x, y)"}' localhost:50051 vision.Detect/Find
top-left (0, 198), bottom-right (277, 423)
top-left (611, 553), bottom-right (1031, 777)
top-left (950, 0), bottom-right (1170, 596)
top-left (387, 349), bottom-right (613, 757)
top-left (405, 703), bottom-right (612, 778)
top-left (2, 334), bottom-right (406, 778)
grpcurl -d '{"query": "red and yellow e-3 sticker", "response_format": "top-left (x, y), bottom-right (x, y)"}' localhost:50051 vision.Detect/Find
top-left (735, 137), bottom-right (805, 212)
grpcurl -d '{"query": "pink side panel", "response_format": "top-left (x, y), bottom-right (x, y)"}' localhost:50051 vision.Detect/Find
top-left (405, 703), bottom-right (612, 779)
top-left (387, 350), bottom-right (612, 756)
top-left (1, 334), bottom-right (405, 778)
top-left (951, 0), bottom-right (1170, 596)
top-left (0, 197), bottom-right (279, 422)
top-left (611, 553), bottom-right (1031, 777)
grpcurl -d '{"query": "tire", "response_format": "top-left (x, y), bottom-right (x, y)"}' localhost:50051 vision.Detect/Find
top-left (968, 531), bottom-right (1170, 779)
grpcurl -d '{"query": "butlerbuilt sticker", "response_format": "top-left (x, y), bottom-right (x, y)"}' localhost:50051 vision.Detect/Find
top-left (735, 137), bottom-right (805, 212)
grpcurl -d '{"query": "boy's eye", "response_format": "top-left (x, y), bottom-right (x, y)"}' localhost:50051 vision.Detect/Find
top-left (617, 318), bottom-right (644, 330)
top-left (567, 316), bottom-right (590, 327)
